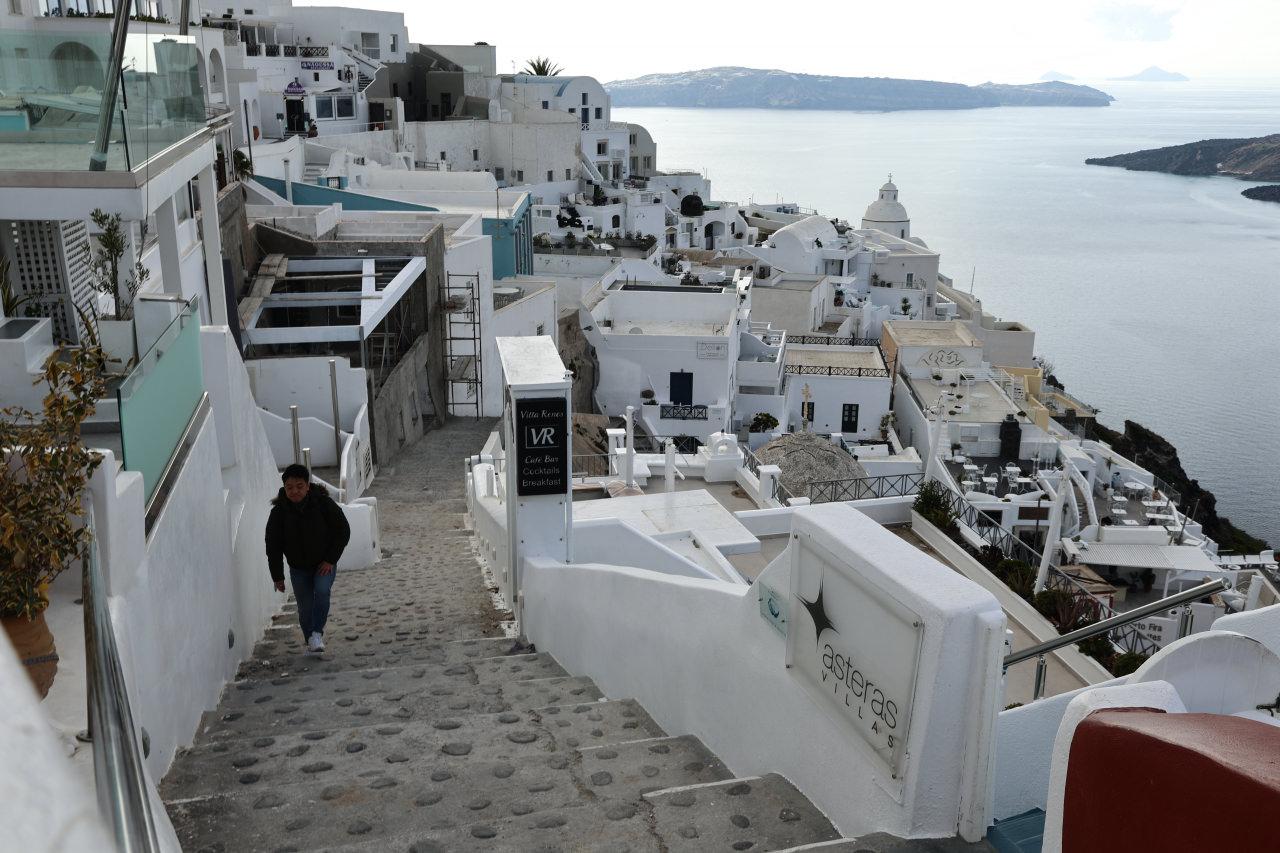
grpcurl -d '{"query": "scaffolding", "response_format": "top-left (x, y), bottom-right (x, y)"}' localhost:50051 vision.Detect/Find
top-left (443, 272), bottom-right (482, 416)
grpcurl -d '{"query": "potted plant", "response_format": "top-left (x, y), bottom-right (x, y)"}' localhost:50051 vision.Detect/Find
top-left (0, 344), bottom-right (107, 697)
top-left (86, 209), bottom-right (149, 375)
top-left (749, 412), bottom-right (779, 433)
top-left (640, 389), bottom-right (655, 401)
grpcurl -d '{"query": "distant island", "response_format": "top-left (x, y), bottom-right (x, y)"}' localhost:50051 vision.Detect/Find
top-left (1087, 134), bottom-right (1280, 203)
top-left (1040, 71), bottom-right (1075, 81)
top-left (1086, 134), bottom-right (1280, 179)
top-left (1108, 66), bottom-right (1189, 82)
top-left (1242, 185), bottom-right (1280, 204)
top-left (605, 67), bottom-right (1115, 111)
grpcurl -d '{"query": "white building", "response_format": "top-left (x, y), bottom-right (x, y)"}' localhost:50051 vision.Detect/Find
top-left (862, 175), bottom-right (911, 238)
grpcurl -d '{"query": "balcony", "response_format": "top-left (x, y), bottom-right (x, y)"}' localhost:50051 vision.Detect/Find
top-left (0, 31), bottom-right (206, 173)
top-left (659, 403), bottom-right (709, 420)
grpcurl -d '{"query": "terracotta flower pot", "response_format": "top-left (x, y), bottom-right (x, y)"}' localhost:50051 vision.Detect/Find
top-left (2, 610), bottom-right (58, 698)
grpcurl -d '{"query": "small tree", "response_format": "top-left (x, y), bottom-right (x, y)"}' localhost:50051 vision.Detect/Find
top-left (0, 345), bottom-right (107, 621)
top-left (233, 149), bottom-right (254, 180)
top-left (900, 296), bottom-right (912, 316)
top-left (523, 56), bottom-right (563, 76)
top-left (749, 412), bottom-right (779, 433)
top-left (913, 480), bottom-right (956, 533)
top-left (86, 209), bottom-right (149, 321)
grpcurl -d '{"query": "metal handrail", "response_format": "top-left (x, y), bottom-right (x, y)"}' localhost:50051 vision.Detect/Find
top-left (84, 515), bottom-right (161, 851)
top-left (1004, 579), bottom-right (1229, 669)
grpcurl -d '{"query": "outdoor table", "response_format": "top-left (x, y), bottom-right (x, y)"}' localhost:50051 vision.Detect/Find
top-left (1124, 480), bottom-right (1147, 497)
top-left (1121, 519), bottom-right (1140, 526)
top-left (963, 463), bottom-right (979, 472)
top-left (1111, 506), bottom-right (1127, 516)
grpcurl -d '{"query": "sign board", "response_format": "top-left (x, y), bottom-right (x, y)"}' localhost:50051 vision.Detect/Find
top-left (284, 81), bottom-right (306, 95)
top-left (514, 396), bottom-right (568, 497)
top-left (787, 532), bottom-right (923, 778)
top-left (1129, 614), bottom-right (1178, 648)
top-left (301, 60), bottom-right (335, 70)
top-left (697, 341), bottom-right (728, 359)
top-left (758, 583), bottom-right (788, 637)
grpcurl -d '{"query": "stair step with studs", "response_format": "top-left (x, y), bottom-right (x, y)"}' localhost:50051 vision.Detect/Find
top-left (196, 675), bottom-right (601, 742)
top-left (645, 774), bottom-right (842, 852)
top-left (161, 699), bottom-right (663, 801)
top-left (166, 734), bottom-right (728, 853)
top-left (236, 636), bottom-right (529, 679)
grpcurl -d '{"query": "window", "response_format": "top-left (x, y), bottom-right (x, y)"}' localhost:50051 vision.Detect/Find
top-left (906, 272), bottom-right (914, 284)
top-left (515, 170), bottom-right (523, 182)
top-left (495, 167), bottom-right (504, 181)
top-left (612, 163), bottom-right (621, 179)
top-left (643, 155), bottom-right (652, 170)
top-left (541, 100), bottom-right (549, 110)
top-left (472, 148), bottom-right (479, 162)
top-left (546, 170), bottom-right (553, 182)
top-left (629, 133), bottom-right (636, 145)
top-left (336, 96), bottom-right (354, 118)
top-left (568, 108), bottom-right (575, 114)
top-left (390, 34), bottom-right (397, 53)
top-left (596, 140), bottom-right (607, 156)
top-left (565, 168), bottom-right (572, 180)
top-left (594, 107), bottom-right (602, 119)
top-left (10, 0), bottom-right (24, 14)
top-left (535, 324), bottom-right (544, 336)
top-left (314, 97), bottom-right (335, 119)
top-left (802, 402), bottom-right (815, 424)
top-left (841, 404), bottom-right (860, 433)
top-left (581, 92), bottom-right (588, 106)
top-left (630, 156), bottom-right (638, 172)
top-left (440, 150), bottom-right (446, 161)
top-left (313, 72), bottom-right (320, 82)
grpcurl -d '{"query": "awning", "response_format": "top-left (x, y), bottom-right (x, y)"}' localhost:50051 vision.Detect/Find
top-left (1063, 540), bottom-right (1219, 573)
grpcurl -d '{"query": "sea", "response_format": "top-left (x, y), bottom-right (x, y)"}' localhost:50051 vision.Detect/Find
top-left (617, 80), bottom-right (1280, 547)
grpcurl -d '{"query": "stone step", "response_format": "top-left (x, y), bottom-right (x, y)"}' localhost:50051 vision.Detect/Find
top-left (161, 699), bottom-right (664, 801)
top-left (167, 735), bottom-right (729, 853)
top-left (645, 774), bottom-right (842, 852)
top-left (223, 652), bottom-right (566, 710)
top-left (236, 635), bottom-right (525, 680)
top-left (197, 674), bottom-right (600, 743)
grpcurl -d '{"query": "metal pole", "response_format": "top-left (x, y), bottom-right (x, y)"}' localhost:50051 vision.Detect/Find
top-left (624, 405), bottom-right (635, 488)
top-left (242, 99), bottom-right (255, 170)
top-left (89, 0), bottom-right (134, 171)
top-left (664, 439), bottom-right (675, 493)
top-left (1033, 655), bottom-right (1048, 701)
top-left (329, 358), bottom-right (343, 462)
top-left (302, 447), bottom-right (312, 477)
top-left (1177, 606), bottom-right (1195, 639)
top-left (290, 405), bottom-right (301, 465)
top-left (178, 0), bottom-right (191, 34)
top-left (1004, 578), bottom-right (1228, 668)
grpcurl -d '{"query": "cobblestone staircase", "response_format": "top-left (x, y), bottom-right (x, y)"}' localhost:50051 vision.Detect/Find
top-left (158, 419), bottom-right (852, 851)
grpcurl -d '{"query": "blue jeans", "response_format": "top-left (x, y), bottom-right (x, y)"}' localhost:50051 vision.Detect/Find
top-left (289, 567), bottom-right (336, 640)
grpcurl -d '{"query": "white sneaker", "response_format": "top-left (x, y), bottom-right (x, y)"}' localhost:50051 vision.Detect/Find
top-left (308, 633), bottom-right (325, 653)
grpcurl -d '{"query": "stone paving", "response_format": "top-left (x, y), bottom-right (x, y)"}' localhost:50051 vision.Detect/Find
top-left (161, 417), bottom-right (990, 852)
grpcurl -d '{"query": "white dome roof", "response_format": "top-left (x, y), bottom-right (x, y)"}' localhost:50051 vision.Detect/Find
top-left (863, 177), bottom-right (908, 224)
top-left (770, 215), bottom-right (839, 247)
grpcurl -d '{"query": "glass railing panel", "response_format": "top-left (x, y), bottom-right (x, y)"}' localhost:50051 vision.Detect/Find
top-left (116, 295), bottom-right (203, 503)
top-left (0, 29), bottom-right (205, 172)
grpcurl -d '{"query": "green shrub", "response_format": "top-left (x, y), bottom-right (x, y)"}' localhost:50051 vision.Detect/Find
top-left (749, 412), bottom-right (779, 433)
top-left (913, 480), bottom-right (955, 531)
top-left (995, 559), bottom-right (1036, 601)
top-left (1110, 651), bottom-right (1149, 677)
top-left (1077, 634), bottom-right (1115, 668)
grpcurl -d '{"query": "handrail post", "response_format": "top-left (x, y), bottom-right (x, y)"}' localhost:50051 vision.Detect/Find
top-left (329, 358), bottom-right (343, 463)
top-left (290, 405), bottom-right (301, 465)
top-left (303, 447), bottom-right (312, 477)
top-left (1177, 606), bottom-right (1195, 639)
top-left (1033, 655), bottom-right (1048, 700)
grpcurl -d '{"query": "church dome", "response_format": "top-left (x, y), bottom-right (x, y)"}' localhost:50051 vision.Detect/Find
top-left (862, 175), bottom-right (910, 237)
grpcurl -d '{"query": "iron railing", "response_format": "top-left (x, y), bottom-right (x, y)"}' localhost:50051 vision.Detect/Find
top-left (928, 478), bottom-right (1161, 655)
top-left (1006, 579), bottom-right (1228, 700)
top-left (571, 453), bottom-right (613, 479)
top-left (83, 517), bottom-right (162, 852)
top-left (245, 42), bottom-right (261, 56)
top-left (744, 447), bottom-right (761, 480)
top-left (299, 45), bottom-right (330, 57)
top-left (786, 334), bottom-right (881, 347)
top-left (772, 476), bottom-right (795, 506)
top-left (660, 404), bottom-right (708, 420)
top-left (783, 364), bottom-right (890, 378)
top-left (810, 472), bottom-right (923, 503)
top-left (264, 43), bottom-right (280, 57)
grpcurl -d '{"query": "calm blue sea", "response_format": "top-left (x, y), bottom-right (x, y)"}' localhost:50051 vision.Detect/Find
top-left (618, 81), bottom-right (1280, 546)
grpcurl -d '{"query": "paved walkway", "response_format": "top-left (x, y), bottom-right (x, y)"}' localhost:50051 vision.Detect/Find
top-left (160, 419), bottom-right (991, 851)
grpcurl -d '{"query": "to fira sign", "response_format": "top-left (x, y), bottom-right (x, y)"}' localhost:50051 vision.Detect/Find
top-left (514, 397), bottom-right (568, 497)
top-left (786, 532), bottom-right (923, 780)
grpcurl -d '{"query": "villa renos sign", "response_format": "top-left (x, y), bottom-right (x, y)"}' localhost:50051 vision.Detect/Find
top-left (514, 397), bottom-right (568, 496)
top-left (786, 532), bottom-right (923, 780)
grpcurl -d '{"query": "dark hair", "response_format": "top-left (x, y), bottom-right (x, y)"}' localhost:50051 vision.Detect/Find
top-left (281, 463), bottom-right (310, 483)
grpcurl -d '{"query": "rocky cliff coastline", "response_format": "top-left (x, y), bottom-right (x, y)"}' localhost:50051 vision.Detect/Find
top-left (1086, 134), bottom-right (1280, 181)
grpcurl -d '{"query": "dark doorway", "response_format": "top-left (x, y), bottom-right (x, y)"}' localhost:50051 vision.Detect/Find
top-left (669, 371), bottom-right (692, 405)
top-left (285, 99), bottom-right (306, 133)
top-left (841, 403), bottom-right (860, 433)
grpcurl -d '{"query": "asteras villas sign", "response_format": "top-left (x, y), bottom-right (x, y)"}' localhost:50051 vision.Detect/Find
top-left (786, 531), bottom-right (924, 780)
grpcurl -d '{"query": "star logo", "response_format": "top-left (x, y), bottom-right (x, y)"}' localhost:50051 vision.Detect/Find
top-left (797, 578), bottom-right (836, 649)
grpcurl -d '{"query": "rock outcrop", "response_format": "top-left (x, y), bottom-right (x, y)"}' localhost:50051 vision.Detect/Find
top-left (1086, 135), bottom-right (1280, 181)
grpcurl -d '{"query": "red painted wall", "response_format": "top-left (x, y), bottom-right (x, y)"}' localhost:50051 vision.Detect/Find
top-left (1063, 708), bottom-right (1280, 852)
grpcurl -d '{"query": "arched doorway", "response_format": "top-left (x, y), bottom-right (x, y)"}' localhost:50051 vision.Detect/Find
top-left (50, 41), bottom-right (105, 92)
top-left (207, 48), bottom-right (226, 103)
top-left (611, 214), bottom-right (621, 230)
top-left (704, 220), bottom-right (725, 250)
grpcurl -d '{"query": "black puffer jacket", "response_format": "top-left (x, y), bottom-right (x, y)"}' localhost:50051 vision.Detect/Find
top-left (265, 484), bottom-right (352, 582)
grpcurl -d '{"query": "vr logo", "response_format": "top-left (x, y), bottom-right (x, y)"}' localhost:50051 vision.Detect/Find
top-left (527, 426), bottom-right (556, 446)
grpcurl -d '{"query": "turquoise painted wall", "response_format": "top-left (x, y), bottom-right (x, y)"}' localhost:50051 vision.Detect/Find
top-left (252, 177), bottom-right (437, 212)
top-left (483, 195), bottom-right (533, 279)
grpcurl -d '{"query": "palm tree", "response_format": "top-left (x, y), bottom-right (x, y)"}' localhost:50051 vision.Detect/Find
top-left (523, 57), bottom-right (563, 76)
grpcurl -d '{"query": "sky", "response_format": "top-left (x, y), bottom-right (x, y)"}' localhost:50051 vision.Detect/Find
top-left (297, 0), bottom-right (1280, 84)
